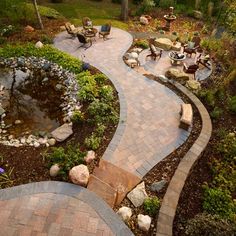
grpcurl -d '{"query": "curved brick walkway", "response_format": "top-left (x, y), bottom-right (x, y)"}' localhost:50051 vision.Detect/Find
top-left (54, 28), bottom-right (190, 178)
top-left (0, 182), bottom-right (133, 236)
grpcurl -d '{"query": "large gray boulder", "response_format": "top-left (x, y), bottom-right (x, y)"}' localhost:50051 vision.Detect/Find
top-left (165, 68), bottom-right (189, 84)
top-left (127, 181), bottom-right (148, 207)
top-left (154, 38), bottom-right (172, 51)
top-left (51, 123), bottom-right (73, 142)
top-left (69, 164), bottom-right (89, 186)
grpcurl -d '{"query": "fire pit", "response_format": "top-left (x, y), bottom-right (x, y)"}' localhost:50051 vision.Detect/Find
top-left (169, 51), bottom-right (186, 65)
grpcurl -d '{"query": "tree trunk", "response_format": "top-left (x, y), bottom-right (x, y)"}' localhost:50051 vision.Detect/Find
top-left (32, 0), bottom-right (44, 30)
top-left (121, 0), bottom-right (128, 22)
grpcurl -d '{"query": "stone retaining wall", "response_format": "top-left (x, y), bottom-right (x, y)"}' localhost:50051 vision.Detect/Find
top-left (156, 80), bottom-right (212, 236)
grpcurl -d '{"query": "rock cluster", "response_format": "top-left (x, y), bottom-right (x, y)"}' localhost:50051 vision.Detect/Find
top-left (0, 57), bottom-right (81, 147)
top-left (124, 48), bottom-right (142, 68)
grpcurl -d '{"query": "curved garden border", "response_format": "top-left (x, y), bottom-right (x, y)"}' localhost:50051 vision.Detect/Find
top-left (156, 80), bottom-right (212, 236)
top-left (0, 181), bottom-right (134, 236)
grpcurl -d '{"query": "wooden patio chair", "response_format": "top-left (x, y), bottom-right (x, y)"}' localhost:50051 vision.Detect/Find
top-left (196, 54), bottom-right (211, 70)
top-left (65, 22), bottom-right (79, 37)
top-left (183, 35), bottom-right (201, 57)
top-left (99, 23), bottom-right (111, 40)
top-left (82, 17), bottom-right (93, 30)
top-left (183, 62), bottom-right (199, 79)
top-left (77, 33), bottom-right (92, 49)
top-left (146, 44), bottom-right (163, 61)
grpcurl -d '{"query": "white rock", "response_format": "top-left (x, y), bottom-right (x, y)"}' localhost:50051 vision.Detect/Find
top-left (158, 75), bottom-right (168, 83)
top-left (50, 164), bottom-right (60, 177)
top-left (69, 164), bottom-right (89, 186)
top-left (130, 52), bottom-right (139, 59)
top-left (138, 214), bottom-right (151, 232)
top-left (48, 138), bottom-right (56, 146)
top-left (35, 41), bottom-right (44, 48)
top-left (140, 16), bottom-right (149, 25)
top-left (126, 59), bottom-right (138, 68)
top-left (8, 135), bottom-right (14, 140)
top-left (20, 137), bottom-right (26, 144)
top-left (127, 182), bottom-right (148, 207)
top-left (38, 138), bottom-right (47, 145)
top-left (51, 123), bottom-right (73, 142)
top-left (34, 142), bottom-right (40, 148)
top-left (84, 150), bottom-right (96, 164)
top-left (14, 120), bottom-right (22, 125)
top-left (117, 207), bottom-right (132, 221)
top-left (132, 48), bottom-right (143, 53)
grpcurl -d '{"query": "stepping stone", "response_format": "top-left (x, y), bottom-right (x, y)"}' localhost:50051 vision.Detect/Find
top-left (87, 174), bottom-right (117, 207)
top-left (51, 123), bottom-right (73, 142)
top-left (90, 160), bottom-right (141, 205)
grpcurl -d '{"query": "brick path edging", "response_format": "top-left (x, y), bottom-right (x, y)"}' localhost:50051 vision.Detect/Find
top-left (0, 181), bottom-right (134, 236)
top-left (156, 80), bottom-right (212, 236)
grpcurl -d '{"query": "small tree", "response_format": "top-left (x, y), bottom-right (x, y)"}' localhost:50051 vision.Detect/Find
top-left (32, 0), bottom-right (44, 29)
top-left (121, 0), bottom-right (128, 22)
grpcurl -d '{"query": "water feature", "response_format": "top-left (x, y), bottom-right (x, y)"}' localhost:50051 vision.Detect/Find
top-left (0, 67), bottom-right (64, 137)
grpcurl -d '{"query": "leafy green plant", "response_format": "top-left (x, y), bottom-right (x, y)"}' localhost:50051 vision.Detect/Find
top-left (185, 213), bottom-right (236, 236)
top-left (95, 123), bottom-right (106, 136)
top-left (84, 133), bottom-right (102, 150)
top-left (143, 196), bottom-right (160, 216)
top-left (40, 34), bottom-right (53, 44)
top-left (134, 40), bottom-right (149, 49)
top-left (71, 110), bottom-right (85, 123)
top-left (210, 107), bottom-right (223, 120)
top-left (159, 0), bottom-right (175, 9)
top-left (99, 85), bottom-right (114, 101)
top-left (46, 146), bottom-right (86, 179)
top-left (0, 167), bottom-right (14, 189)
top-left (198, 89), bottom-right (216, 107)
top-left (203, 186), bottom-right (236, 220)
top-left (229, 96), bottom-right (236, 114)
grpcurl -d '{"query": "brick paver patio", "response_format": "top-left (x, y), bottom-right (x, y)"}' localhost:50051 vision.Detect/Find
top-left (0, 182), bottom-right (133, 236)
top-left (54, 28), bottom-right (190, 178)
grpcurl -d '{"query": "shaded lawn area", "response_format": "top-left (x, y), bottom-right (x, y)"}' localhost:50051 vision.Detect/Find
top-left (40, 0), bottom-right (128, 29)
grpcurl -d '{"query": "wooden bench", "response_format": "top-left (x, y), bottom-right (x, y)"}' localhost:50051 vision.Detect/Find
top-left (179, 104), bottom-right (193, 130)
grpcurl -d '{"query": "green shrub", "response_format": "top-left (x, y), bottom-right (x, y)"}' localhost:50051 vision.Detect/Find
top-left (99, 85), bottom-right (114, 101)
top-left (94, 73), bottom-right (107, 85)
top-left (229, 96), bottom-right (236, 114)
top-left (198, 89), bottom-right (216, 107)
top-left (0, 25), bottom-right (16, 37)
top-left (46, 146), bottom-right (85, 179)
top-left (185, 213), bottom-right (236, 236)
top-left (159, 0), bottom-right (175, 9)
top-left (0, 44), bottom-right (83, 74)
top-left (134, 40), bottom-right (149, 49)
top-left (111, 0), bottom-right (121, 3)
top-left (40, 35), bottom-right (53, 44)
top-left (84, 133), bottom-right (102, 150)
top-left (95, 124), bottom-right (106, 136)
top-left (88, 99), bottom-right (118, 124)
top-left (143, 196), bottom-right (160, 216)
top-left (71, 110), bottom-right (85, 123)
top-left (210, 107), bottom-right (223, 120)
top-left (0, 37), bottom-right (6, 45)
top-left (203, 186), bottom-right (236, 220)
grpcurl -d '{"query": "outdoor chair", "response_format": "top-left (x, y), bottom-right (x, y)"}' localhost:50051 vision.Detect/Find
top-left (183, 62), bottom-right (199, 79)
top-left (77, 33), bottom-right (92, 49)
top-left (183, 35), bottom-right (201, 57)
top-left (82, 17), bottom-right (93, 30)
top-left (99, 23), bottom-right (111, 40)
top-left (65, 22), bottom-right (79, 37)
top-left (146, 44), bottom-right (163, 61)
top-left (196, 54), bottom-right (211, 70)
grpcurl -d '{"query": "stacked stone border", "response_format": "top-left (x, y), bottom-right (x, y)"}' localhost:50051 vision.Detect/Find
top-left (156, 80), bottom-right (212, 236)
top-left (0, 181), bottom-right (134, 236)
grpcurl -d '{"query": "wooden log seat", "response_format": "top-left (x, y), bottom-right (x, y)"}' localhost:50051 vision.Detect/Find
top-left (179, 103), bottom-right (193, 130)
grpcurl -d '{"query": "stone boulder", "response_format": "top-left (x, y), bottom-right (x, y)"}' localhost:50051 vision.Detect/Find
top-left (140, 16), bottom-right (149, 25)
top-left (50, 164), bottom-right (60, 177)
top-left (193, 10), bottom-right (203, 19)
top-left (69, 164), bottom-right (89, 186)
top-left (127, 182), bottom-right (148, 207)
top-left (138, 214), bottom-right (151, 232)
top-left (117, 206), bottom-right (132, 221)
top-left (84, 150), bottom-right (96, 164)
top-left (186, 80), bottom-right (201, 93)
top-left (126, 59), bottom-right (138, 68)
top-left (35, 41), bottom-right (43, 48)
top-left (51, 123), bottom-right (73, 142)
top-left (154, 38), bottom-right (172, 51)
top-left (165, 68), bottom-right (189, 84)
top-left (150, 179), bottom-right (167, 192)
top-left (24, 25), bottom-right (34, 32)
